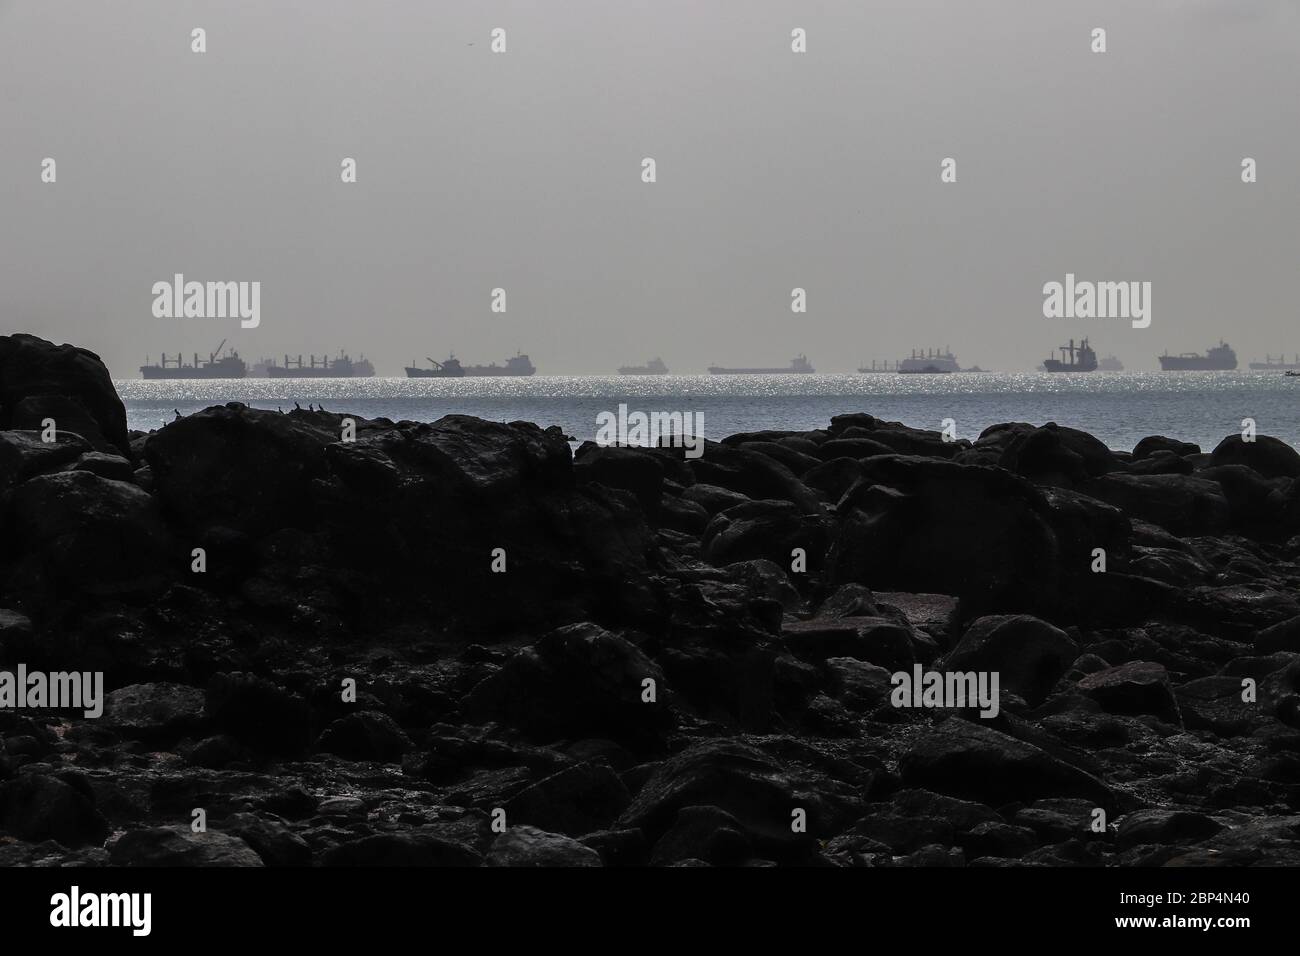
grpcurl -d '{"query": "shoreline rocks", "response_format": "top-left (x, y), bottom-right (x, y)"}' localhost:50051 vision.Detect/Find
top-left (3, 332), bottom-right (1300, 867)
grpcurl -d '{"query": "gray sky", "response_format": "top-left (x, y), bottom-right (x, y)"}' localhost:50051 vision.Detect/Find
top-left (1, 0), bottom-right (1297, 375)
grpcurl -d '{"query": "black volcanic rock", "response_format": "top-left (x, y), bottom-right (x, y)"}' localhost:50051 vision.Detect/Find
top-left (0, 334), bottom-right (130, 456)
top-left (461, 623), bottom-right (673, 746)
top-left (942, 615), bottom-right (1078, 707)
top-left (1210, 434), bottom-right (1300, 479)
top-left (827, 456), bottom-right (1062, 616)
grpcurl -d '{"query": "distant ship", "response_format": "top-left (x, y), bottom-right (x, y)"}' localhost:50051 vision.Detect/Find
top-left (857, 360), bottom-right (900, 373)
top-left (1098, 354), bottom-right (1124, 371)
top-left (618, 357), bottom-right (669, 375)
top-left (898, 348), bottom-right (961, 374)
top-left (140, 339), bottom-right (247, 379)
top-left (405, 353), bottom-right (536, 378)
top-left (1158, 341), bottom-right (1237, 371)
top-left (1043, 338), bottom-right (1098, 373)
top-left (708, 355), bottom-right (815, 375)
top-left (266, 352), bottom-right (375, 378)
top-left (250, 357), bottom-right (278, 377)
top-left (1248, 353), bottom-right (1300, 371)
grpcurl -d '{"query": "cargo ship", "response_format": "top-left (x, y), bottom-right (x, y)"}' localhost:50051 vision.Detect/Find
top-left (405, 353), bottom-right (536, 378)
top-left (898, 348), bottom-right (961, 374)
top-left (618, 357), bottom-right (669, 375)
top-left (857, 360), bottom-right (900, 373)
top-left (1248, 354), bottom-right (1300, 371)
top-left (708, 355), bottom-right (814, 375)
top-left (1098, 354), bottom-right (1124, 371)
top-left (266, 352), bottom-right (375, 378)
top-left (1158, 341), bottom-right (1237, 371)
top-left (1043, 338), bottom-right (1098, 373)
top-left (140, 339), bottom-right (247, 379)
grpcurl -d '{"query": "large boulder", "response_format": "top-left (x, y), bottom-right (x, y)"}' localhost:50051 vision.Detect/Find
top-left (827, 456), bottom-right (1062, 616)
top-left (461, 623), bottom-right (674, 746)
top-left (900, 718), bottom-right (1113, 807)
top-left (1209, 434), bottom-right (1300, 479)
top-left (0, 334), bottom-right (130, 455)
top-left (1080, 473), bottom-right (1230, 537)
top-left (941, 615), bottom-right (1078, 706)
top-left (5, 471), bottom-right (172, 598)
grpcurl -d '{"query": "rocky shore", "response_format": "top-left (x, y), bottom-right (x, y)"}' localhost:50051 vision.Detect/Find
top-left (3, 332), bottom-right (1300, 867)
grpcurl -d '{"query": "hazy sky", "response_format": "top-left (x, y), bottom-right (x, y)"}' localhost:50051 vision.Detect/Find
top-left (1, 0), bottom-right (1297, 376)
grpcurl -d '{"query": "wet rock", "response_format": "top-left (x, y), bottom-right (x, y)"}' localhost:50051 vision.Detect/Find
top-left (1209, 434), bottom-right (1300, 479)
top-left (109, 826), bottom-right (264, 866)
top-left (681, 483), bottom-right (750, 516)
top-left (617, 738), bottom-right (860, 861)
top-left (689, 443), bottom-right (821, 514)
top-left (221, 812), bottom-right (313, 866)
top-left (0, 430), bottom-right (90, 487)
top-left (0, 334), bottom-right (130, 455)
top-left (942, 615), bottom-right (1078, 706)
top-left (0, 773), bottom-right (108, 847)
top-left (782, 617), bottom-right (915, 670)
top-left (900, 718), bottom-right (1113, 807)
top-left (702, 499), bottom-right (830, 570)
top-left (103, 683), bottom-right (207, 744)
top-left (1081, 474), bottom-right (1230, 537)
top-left (462, 623), bottom-right (673, 746)
top-left (486, 825), bottom-right (602, 867)
top-left (317, 712), bottom-right (414, 762)
top-left (6, 471), bottom-right (172, 598)
top-left (649, 805), bottom-right (752, 866)
top-left (1116, 809), bottom-right (1224, 849)
top-left (1076, 662), bottom-right (1181, 723)
top-left (503, 761), bottom-right (630, 836)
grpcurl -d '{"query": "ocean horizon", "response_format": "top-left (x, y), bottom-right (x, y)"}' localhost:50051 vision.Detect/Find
top-left (117, 370), bottom-right (1300, 452)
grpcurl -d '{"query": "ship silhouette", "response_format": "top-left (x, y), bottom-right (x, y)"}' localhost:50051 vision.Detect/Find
top-left (1043, 338), bottom-right (1098, 373)
top-left (405, 353), bottom-right (536, 378)
top-left (140, 338), bottom-right (247, 379)
top-left (708, 355), bottom-right (814, 375)
top-left (618, 357), bottom-right (669, 375)
top-left (1158, 341), bottom-right (1237, 371)
top-left (266, 352), bottom-right (375, 378)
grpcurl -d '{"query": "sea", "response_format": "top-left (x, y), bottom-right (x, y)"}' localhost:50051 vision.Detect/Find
top-left (115, 372), bottom-right (1300, 453)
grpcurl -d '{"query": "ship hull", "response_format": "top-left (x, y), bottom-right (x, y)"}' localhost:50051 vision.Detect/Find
top-left (1043, 360), bottom-right (1097, 373)
top-left (267, 367), bottom-right (357, 378)
top-left (1158, 357), bottom-right (1236, 371)
top-left (708, 368), bottom-right (815, 375)
top-left (1249, 363), bottom-right (1300, 371)
top-left (460, 367), bottom-right (534, 377)
top-left (141, 367), bottom-right (246, 379)
top-left (405, 367), bottom-right (463, 378)
top-left (618, 369), bottom-right (669, 376)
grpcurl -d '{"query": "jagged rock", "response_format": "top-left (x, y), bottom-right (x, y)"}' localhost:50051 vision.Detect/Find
top-left (0, 334), bottom-right (130, 455)
top-left (0, 430), bottom-right (91, 487)
top-left (1133, 436), bottom-right (1200, 460)
top-left (6, 471), bottom-right (172, 598)
top-left (827, 456), bottom-right (1062, 616)
top-left (723, 559), bottom-right (802, 609)
top-left (316, 711), bottom-right (413, 762)
top-left (701, 499), bottom-right (830, 570)
top-left (486, 825), bottom-right (602, 867)
top-left (462, 623), bottom-right (673, 746)
top-left (1081, 473), bottom-right (1230, 537)
top-left (205, 673), bottom-right (312, 756)
top-left (1116, 809), bottom-right (1224, 849)
top-left (782, 617), bottom-right (915, 670)
top-left (103, 683), bottom-right (207, 743)
top-left (0, 774), bottom-right (108, 847)
top-left (900, 718), bottom-right (1113, 807)
top-left (688, 443), bottom-right (821, 514)
top-left (502, 761), bottom-right (630, 836)
top-left (1076, 662), bottom-right (1181, 723)
top-left (617, 738), bottom-right (860, 860)
top-left (109, 827), bottom-right (264, 866)
top-left (649, 805), bottom-right (753, 866)
top-left (942, 615), bottom-right (1078, 706)
top-left (1210, 434), bottom-right (1300, 479)
top-left (221, 812), bottom-right (313, 866)
top-left (681, 483), bottom-right (750, 516)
